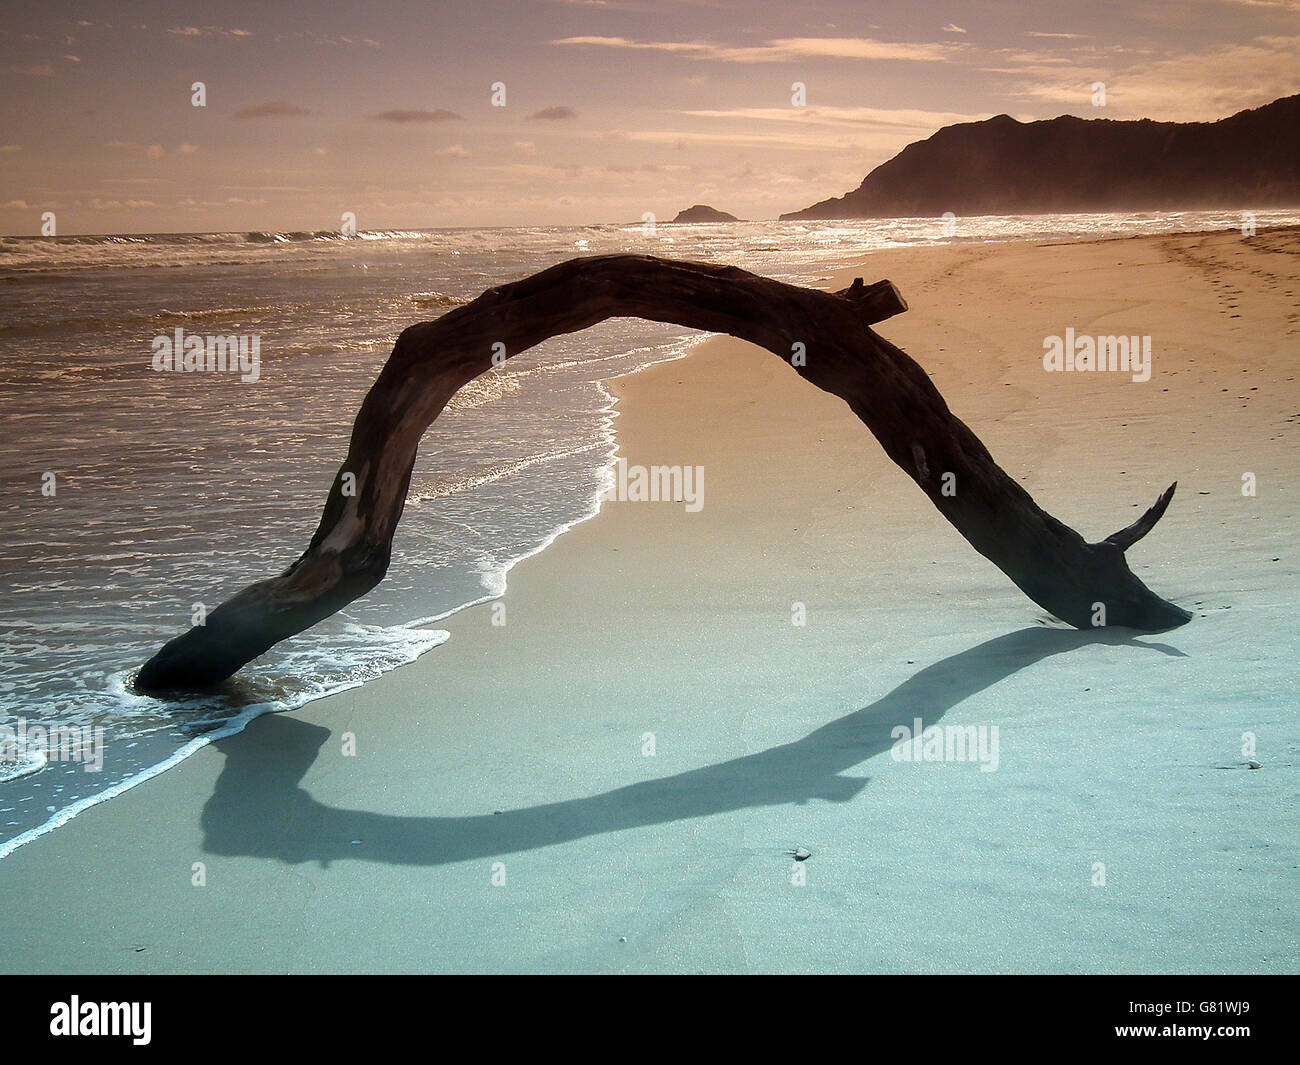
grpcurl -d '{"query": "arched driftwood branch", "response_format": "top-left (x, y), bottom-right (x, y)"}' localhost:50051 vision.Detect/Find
top-left (135, 254), bottom-right (1190, 691)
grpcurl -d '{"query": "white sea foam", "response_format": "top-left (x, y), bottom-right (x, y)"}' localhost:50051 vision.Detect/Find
top-left (0, 624), bottom-right (449, 860)
top-left (0, 747), bottom-right (46, 784)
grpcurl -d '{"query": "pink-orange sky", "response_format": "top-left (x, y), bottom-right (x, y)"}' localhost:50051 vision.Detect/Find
top-left (2, 0), bottom-right (1298, 234)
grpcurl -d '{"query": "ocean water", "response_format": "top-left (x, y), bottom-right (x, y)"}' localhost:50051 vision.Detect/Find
top-left (1, 208), bottom-right (1296, 858)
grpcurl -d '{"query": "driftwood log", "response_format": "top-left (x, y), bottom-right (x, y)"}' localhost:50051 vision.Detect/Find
top-left (135, 254), bottom-right (1190, 691)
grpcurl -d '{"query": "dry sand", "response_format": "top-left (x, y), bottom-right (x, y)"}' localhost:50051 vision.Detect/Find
top-left (1, 228), bottom-right (1296, 973)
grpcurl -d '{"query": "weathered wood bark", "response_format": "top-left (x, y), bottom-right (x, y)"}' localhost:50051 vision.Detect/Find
top-left (135, 254), bottom-right (1190, 692)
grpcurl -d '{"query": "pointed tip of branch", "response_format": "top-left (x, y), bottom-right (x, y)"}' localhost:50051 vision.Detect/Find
top-left (1102, 481), bottom-right (1178, 552)
top-left (833, 277), bottom-right (908, 325)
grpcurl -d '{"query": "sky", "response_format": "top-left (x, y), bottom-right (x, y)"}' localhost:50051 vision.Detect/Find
top-left (1, 0), bottom-right (1297, 234)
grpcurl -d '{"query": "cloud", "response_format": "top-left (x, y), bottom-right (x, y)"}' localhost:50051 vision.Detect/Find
top-left (529, 106), bottom-right (578, 119)
top-left (591, 127), bottom-right (890, 151)
top-left (177, 196), bottom-right (269, 208)
top-left (292, 31), bottom-right (382, 47)
top-left (167, 26), bottom-right (253, 38)
top-left (10, 64), bottom-right (55, 77)
top-left (552, 35), bottom-right (958, 63)
top-left (232, 101), bottom-right (310, 119)
top-left (178, 143), bottom-right (200, 154)
top-left (439, 144), bottom-right (471, 157)
top-left (991, 33), bottom-right (1300, 119)
top-left (106, 140), bottom-right (166, 158)
top-left (942, 24), bottom-right (967, 34)
top-left (682, 105), bottom-right (985, 129)
top-left (576, 103), bottom-right (990, 158)
top-left (371, 109), bottom-right (463, 123)
top-left (0, 145), bottom-right (23, 153)
top-left (1026, 32), bottom-right (1088, 39)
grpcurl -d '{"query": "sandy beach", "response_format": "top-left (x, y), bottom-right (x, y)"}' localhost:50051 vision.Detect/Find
top-left (1, 228), bottom-right (1296, 974)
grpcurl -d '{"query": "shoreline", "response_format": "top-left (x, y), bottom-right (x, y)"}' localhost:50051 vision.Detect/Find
top-left (0, 333), bottom-right (710, 863)
top-left (1, 226), bottom-right (1296, 972)
top-left (5, 210), bottom-right (1298, 241)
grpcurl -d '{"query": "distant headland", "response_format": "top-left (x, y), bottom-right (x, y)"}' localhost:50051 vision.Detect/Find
top-left (781, 95), bottom-right (1300, 220)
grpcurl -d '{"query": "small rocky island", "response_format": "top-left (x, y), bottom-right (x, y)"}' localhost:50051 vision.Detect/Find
top-left (671, 204), bottom-right (741, 223)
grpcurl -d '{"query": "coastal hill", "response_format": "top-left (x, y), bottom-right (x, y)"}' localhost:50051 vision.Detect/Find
top-left (671, 204), bottom-right (741, 223)
top-left (780, 95), bottom-right (1300, 219)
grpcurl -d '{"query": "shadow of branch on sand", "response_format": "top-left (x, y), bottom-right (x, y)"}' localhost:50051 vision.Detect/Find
top-left (201, 626), bottom-right (1184, 866)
